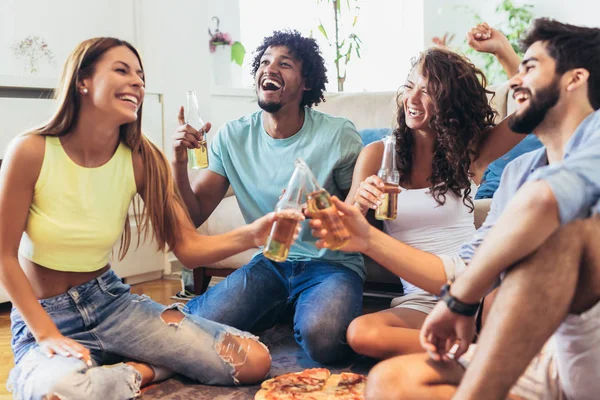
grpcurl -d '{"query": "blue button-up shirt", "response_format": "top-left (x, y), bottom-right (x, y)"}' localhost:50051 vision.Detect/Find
top-left (460, 110), bottom-right (600, 264)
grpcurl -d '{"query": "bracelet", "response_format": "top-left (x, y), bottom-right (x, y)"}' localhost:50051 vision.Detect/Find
top-left (440, 283), bottom-right (480, 317)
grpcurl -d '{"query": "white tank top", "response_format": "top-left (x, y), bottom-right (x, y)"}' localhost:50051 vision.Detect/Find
top-left (384, 182), bottom-right (477, 295)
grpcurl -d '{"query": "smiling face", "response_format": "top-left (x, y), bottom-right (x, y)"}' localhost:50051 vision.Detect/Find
top-left (255, 45), bottom-right (306, 113)
top-left (508, 41), bottom-right (562, 133)
top-left (402, 67), bottom-right (435, 133)
top-left (80, 45), bottom-right (145, 125)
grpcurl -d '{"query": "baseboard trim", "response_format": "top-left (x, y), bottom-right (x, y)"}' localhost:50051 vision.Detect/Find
top-left (123, 270), bottom-right (163, 285)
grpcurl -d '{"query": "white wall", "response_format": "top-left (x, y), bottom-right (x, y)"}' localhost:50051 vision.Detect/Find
top-left (0, 0), bottom-right (136, 77)
top-left (423, 0), bottom-right (600, 50)
top-left (0, 0), bottom-right (213, 160)
top-left (136, 0), bottom-right (211, 158)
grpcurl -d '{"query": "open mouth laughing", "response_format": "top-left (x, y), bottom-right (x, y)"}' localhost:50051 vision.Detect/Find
top-left (261, 77), bottom-right (283, 92)
top-left (513, 88), bottom-right (531, 105)
top-left (407, 107), bottom-right (424, 117)
top-left (117, 93), bottom-right (140, 108)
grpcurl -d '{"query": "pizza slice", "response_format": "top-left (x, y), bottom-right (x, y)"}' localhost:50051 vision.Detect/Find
top-left (328, 372), bottom-right (367, 399)
top-left (256, 368), bottom-right (331, 400)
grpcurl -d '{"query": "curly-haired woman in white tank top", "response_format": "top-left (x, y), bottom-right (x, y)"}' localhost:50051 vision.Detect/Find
top-left (345, 34), bottom-right (522, 359)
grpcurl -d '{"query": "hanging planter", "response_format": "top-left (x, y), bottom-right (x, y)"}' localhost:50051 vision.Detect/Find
top-left (209, 17), bottom-right (246, 86)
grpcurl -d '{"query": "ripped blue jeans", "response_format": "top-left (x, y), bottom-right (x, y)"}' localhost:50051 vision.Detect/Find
top-left (8, 269), bottom-right (264, 400)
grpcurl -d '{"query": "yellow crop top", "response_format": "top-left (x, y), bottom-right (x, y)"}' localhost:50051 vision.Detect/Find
top-left (19, 135), bottom-right (137, 272)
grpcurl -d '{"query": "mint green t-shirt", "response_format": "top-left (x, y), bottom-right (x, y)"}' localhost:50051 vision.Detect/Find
top-left (208, 107), bottom-right (366, 279)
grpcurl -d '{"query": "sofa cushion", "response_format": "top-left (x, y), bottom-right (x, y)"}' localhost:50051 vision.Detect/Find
top-left (476, 134), bottom-right (543, 199)
top-left (317, 92), bottom-right (397, 131)
top-left (359, 128), bottom-right (392, 146)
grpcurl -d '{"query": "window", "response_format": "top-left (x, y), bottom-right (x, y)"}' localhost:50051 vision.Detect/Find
top-left (239, 0), bottom-right (425, 92)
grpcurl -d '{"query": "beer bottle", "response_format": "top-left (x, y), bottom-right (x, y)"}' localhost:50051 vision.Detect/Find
top-left (263, 160), bottom-right (306, 262)
top-left (375, 135), bottom-right (401, 220)
top-left (299, 158), bottom-right (351, 250)
top-left (186, 90), bottom-right (209, 170)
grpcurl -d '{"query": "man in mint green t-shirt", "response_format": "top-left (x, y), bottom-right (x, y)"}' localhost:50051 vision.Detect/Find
top-left (172, 30), bottom-right (364, 364)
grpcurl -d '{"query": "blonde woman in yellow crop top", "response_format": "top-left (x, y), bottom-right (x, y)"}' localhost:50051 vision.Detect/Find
top-left (0, 38), bottom-right (293, 399)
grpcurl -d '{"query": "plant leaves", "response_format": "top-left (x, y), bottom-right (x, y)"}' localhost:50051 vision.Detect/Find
top-left (318, 23), bottom-right (329, 40)
top-left (345, 43), bottom-right (353, 63)
top-left (231, 41), bottom-right (246, 66)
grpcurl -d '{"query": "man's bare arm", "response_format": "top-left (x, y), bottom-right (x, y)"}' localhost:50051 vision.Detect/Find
top-left (173, 166), bottom-right (230, 228)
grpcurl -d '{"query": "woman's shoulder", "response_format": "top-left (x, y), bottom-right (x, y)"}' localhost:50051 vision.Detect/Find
top-left (5, 133), bottom-right (46, 167)
top-left (2, 133), bottom-right (46, 186)
top-left (354, 140), bottom-right (385, 174)
top-left (359, 139), bottom-right (385, 159)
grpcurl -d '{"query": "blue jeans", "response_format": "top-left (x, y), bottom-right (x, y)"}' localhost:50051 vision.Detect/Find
top-left (8, 269), bottom-right (263, 400)
top-left (187, 255), bottom-right (364, 364)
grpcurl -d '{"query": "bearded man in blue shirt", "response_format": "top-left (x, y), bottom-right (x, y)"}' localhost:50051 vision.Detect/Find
top-left (308, 18), bottom-right (600, 399)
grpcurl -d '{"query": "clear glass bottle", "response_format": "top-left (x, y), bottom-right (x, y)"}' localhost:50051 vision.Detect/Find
top-left (263, 160), bottom-right (306, 262)
top-left (375, 135), bottom-right (401, 220)
top-left (299, 159), bottom-right (351, 250)
top-left (186, 90), bottom-right (209, 170)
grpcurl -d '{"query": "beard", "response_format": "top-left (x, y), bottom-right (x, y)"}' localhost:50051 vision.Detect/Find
top-left (508, 78), bottom-right (560, 134)
top-left (258, 98), bottom-right (283, 113)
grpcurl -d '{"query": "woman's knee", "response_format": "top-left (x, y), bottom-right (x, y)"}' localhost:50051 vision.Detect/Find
top-left (8, 349), bottom-right (97, 400)
top-left (347, 315), bottom-right (378, 354)
top-left (216, 333), bottom-right (271, 385)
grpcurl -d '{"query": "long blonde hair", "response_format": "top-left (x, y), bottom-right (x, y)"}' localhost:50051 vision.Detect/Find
top-left (35, 37), bottom-right (187, 258)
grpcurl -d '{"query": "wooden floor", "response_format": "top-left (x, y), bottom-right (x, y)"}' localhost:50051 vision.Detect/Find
top-left (0, 278), bottom-right (182, 398)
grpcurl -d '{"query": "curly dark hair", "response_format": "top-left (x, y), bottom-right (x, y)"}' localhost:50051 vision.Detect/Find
top-left (251, 30), bottom-right (328, 108)
top-left (394, 47), bottom-right (497, 211)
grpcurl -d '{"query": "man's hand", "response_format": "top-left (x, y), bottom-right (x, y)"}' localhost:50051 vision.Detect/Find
top-left (172, 106), bottom-right (212, 165)
top-left (38, 333), bottom-right (92, 367)
top-left (466, 22), bottom-right (511, 56)
top-left (307, 196), bottom-right (373, 253)
top-left (420, 300), bottom-right (476, 362)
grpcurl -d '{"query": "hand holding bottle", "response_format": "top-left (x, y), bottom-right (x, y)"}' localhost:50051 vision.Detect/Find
top-left (354, 175), bottom-right (386, 214)
top-left (173, 106), bottom-right (211, 165)
top-left (308, 196), bottom-right (372, 253)
top-left (251, 212), bottom-right (303, 249)
top-left (374, 135), bottom-right (401, 220)
top-left (264, 160), bottom-right (309, 261)
top-left (176, 90), bottom-right (210, 170)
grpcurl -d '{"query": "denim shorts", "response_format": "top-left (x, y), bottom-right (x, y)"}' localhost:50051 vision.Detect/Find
top-left (8, 269), bottom-right (263, 400)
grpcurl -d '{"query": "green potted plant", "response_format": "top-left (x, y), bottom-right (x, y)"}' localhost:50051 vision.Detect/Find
top-left (438, 0), bottom-right (534, 84)
top-left (314, 0), bottom-right (362, 92)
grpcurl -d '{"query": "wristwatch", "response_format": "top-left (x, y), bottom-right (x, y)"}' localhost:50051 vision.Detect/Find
top-left (440, 282), bottom-right (480, 317)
